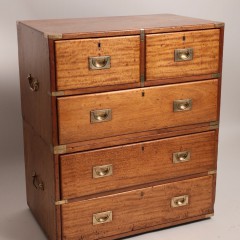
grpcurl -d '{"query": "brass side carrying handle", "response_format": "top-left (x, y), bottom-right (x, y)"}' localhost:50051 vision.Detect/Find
top-left (89, 56), bottom-right (111, 70)
top-left (173, 151), bottom-right (191, 163)
top-left (93, 164), bottom-right (113, 178)
top-left (27, 74), bottom-right (39, 91)
top-left (171, 195), bottom-right (189, 208)
top-left (174, 48), bottom-right (193, 62)
top-left (93, 211), bottom-right (113, 225)
top-left (90, 109), bottom-right (112, 123)
top-left (173, 99), bottom-right (192, 112)
top-left (32, 171), bottom-right (44, 191)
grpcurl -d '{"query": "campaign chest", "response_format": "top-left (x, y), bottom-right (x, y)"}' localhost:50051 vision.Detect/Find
top-left (17, 14), bottom-right (224, 240)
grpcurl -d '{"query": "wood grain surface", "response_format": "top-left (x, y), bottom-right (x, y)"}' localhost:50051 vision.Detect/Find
top-left (146, 29), bottom-right (220, 81)
top-left (18, 14), bottom-right (223, 39)
top-left (61, 175), bottom-right (214, 240)
top-left (17, 22), bottom-right (54, 146)
top-left (57, 79), bottom-right (219, 144)
top-left (55, 36), bottom-right (140, 90)
top-left (23, 121), bottom-right (59, 240)
top-left (60, 131), bottom-right (217, 199)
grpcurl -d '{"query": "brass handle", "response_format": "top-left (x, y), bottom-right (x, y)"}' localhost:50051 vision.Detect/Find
top-left (171, 195), bottom-right (189, 208)
top-left (93, 164), bottom-right (113, 178)
top-left (173, 99), bottom-right (192, 112)
top-left (90, 109), bottom-right (112, 123)
top-left (27, 74), bottom-right (39, 91)
top-left (93, 211), bottom-right (113, 225)
top-left (173, 151), bottom-right (191, 163)
top-left (174, 48), bottom-right (193, 62)
top-left (32, 171), bottom-right (44, 191)
top-left (89, 56), bottom-right (111, 70)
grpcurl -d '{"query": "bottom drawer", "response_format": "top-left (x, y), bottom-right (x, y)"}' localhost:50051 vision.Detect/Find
top-left (61, 175), bottom-right (215, 240)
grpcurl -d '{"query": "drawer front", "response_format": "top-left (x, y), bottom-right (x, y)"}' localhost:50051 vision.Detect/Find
top-left (60, 131), bottom-right (217, 199)
top-left (55, 36), bottom-right (140, 90)
top-left (61, 175), bottom-right (214, 240)
top-left (146, 29), bottom-right (220, 81)
top-left (58, 79), bottom-right (218, 144)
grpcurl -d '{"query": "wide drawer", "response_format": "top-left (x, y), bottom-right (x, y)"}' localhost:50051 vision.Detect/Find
top-left (60, 131), bottom-right (217, 199)
top-left (146, 29), bottom-right (220, 81)
top-left (55, 36), bottom-right (140, 90)
top-left (57, 79), bottom-right (218, 144)
top-left (61, 175), bottom-right (214, 240)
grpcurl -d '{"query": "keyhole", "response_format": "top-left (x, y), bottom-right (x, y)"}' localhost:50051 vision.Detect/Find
top-left (183, 36), bottom-right (186, 42)
top-left (98, 42), bottom-right (101, 49)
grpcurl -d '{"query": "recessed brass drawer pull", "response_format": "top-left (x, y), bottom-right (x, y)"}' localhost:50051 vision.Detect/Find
top-left (174, 48), bottom-right (193, 62)
top-left (93, 211), bottom-right (113, 225)
top-left (93, 164), bottom-right (113, 178)
top-left (90, 109), bottom-right (112, 123)
top-left (171, 195), bottom-right (189, 208)
top-left (89, 56), bottom-right (111, 70)
top-left (173, 99), bottom-right (192, 112)
top-left (173, 151), bottom-right (191, 163)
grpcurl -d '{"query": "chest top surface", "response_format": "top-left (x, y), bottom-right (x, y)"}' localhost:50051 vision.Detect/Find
top-left (18, 14), bottom-right (223, 39)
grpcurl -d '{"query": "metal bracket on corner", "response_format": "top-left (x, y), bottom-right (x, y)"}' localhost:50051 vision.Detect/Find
top-left (52, 145), bottom-right (67, 155)
top-left (209, 121), bottom-right (219, 130)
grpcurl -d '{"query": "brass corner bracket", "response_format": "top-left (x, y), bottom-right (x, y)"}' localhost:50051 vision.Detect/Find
top-left (44, 33), bottom-right (63, 40)
top-left (53, 145), bottom-right (67, 155)
top-left (55, 200), bottom-right (68, 206)
top-left (208, 170), bottom-right (217, 175)
top-left (205, 213), bottom-right (214, 218)
top-left (209, 121), bottom-right (219, 130)
top-left (212, 73), bottom-right (221, 78)
top-left (49, 91), bottom-right (65, 97)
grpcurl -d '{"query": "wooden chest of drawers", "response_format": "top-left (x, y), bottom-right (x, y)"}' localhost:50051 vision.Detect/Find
top-left (17, 14), bottom-right (224, 240)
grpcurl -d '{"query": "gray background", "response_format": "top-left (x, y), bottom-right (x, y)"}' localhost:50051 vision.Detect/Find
top-left (0, 0), bottom-right (240, 239)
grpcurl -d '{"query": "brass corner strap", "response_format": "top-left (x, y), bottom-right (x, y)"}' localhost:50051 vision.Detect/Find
top-left (55, 200), bottom-right (68, 206)
top-left (212, 73), bottom-right (221, 78)
top-left (53, 145), bottom-right (67, 154)
top-left (205, 213), bottom-right (214, 218)
top-left (49, 91), bottom-right (65, 97)
top-left (210, 121), bottom-right (219, 130)
top-left (208, 170), bottom-right (217, 175)
top-left (214, 23), bottom-right (225, 28)
top-left (140, 29), bottom-right (145, 88)
top-left (44, 33), bottom-right (63, 40)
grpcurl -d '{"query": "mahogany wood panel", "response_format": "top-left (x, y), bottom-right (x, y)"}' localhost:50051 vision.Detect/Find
top-left (146, 29), bottom-right (220, 81)
top-left (60, 131), bottom-right (217, 199)
top-left (61, 175), bottom-right (214, 240)
top-left (55, 36), bottom-right (140, 90)
top-left (17, 22), bottom-right (54, 146)
top-left (57, 79), bottom-right (219, 144)
top-left (100, 214), bottom-right (213, 240)
top-left (23, 121), bottom-right (59, 240)
top-left (19, 14), bottom-right (223, 39)
top-left (63, 123), bottom-right (217, 154)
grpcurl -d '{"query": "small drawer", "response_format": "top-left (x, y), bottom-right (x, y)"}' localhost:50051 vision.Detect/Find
top-left (60, 131), bottom-right (217, 199)
top-left (146, 29), bottom-right (220, 81)
top-left (61, 175), bottom-right (214, 240)
top-left (55, 36), bottom-right (140, 90)
top-left (57, 79), bottom-right (218, 144)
